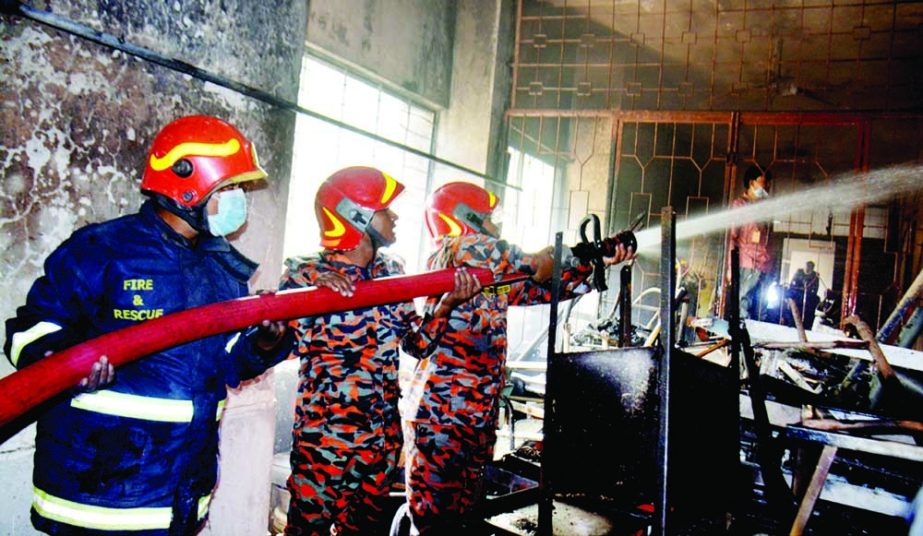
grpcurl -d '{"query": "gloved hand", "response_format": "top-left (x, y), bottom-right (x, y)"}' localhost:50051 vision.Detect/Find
top-left (249, 289), bottom-right (292, 353)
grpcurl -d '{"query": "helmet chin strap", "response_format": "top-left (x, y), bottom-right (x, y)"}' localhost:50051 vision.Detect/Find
top-left (148, 193), bottom-right (210, 234)
top-left (455, 203), bottom-right (497, 238)
top-left (366, 225), bottom-right (394, 251)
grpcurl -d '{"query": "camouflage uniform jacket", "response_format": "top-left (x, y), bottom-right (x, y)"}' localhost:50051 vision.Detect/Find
top-left (280, 251), bottom-right (447, 452)
top-left (403, 234), bottom-right (594, 431)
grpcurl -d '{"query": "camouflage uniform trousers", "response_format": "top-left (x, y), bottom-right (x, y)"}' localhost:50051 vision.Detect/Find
top-left (403, 419), bottom-right (496, 535)
top-left (286, 437), bottom-right (401, 536)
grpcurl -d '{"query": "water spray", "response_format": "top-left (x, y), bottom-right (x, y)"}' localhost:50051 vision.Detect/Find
top-left (632, 163), bottom-right (923, 254)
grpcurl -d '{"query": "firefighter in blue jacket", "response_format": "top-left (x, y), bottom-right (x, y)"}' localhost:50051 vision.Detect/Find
top-left (4, 115), bottom-right (294, 535)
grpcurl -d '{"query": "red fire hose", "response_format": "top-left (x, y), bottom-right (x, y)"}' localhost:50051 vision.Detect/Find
top-left (0, 268), bottom-right (517, 428)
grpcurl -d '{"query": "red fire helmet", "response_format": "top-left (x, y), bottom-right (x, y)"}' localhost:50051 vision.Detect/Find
top-left (141, 115), bottom-right (266, 207)
top-left (424, 181), bottom-right (499, 239)
top-left (314, 166), bottom-right (405, 251)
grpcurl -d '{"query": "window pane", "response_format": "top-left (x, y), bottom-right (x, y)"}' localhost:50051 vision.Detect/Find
top-left (503, 147), bottom-right (555, 252)
top-left (300, 57), bottom-right (345, 118)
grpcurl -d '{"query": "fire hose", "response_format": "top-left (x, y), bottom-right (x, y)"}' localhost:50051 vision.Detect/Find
top-left (0, 268), bottom-right (510, 428)
top-left (0, 218), bottom-right (638, 429)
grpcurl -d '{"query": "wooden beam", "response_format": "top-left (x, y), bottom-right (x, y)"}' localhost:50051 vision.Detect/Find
top-left (789, 445), bottom-right (838, 536)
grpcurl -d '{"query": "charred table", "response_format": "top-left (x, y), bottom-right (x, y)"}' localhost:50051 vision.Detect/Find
top-left (484, 346), bottom-right (738, 535)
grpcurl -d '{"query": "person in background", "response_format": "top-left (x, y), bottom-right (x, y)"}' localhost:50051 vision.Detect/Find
top-left (280, 167), bottom-right (479, 536)
top-left (802, 260), bottom-right (821, 329)
top-left (727, 165), bottom-right (774, 320)
top-left (816, 288), bottom-right (842, 328)
top-left (4, 115), bottom-right (294, 535)
top-left (401, 181), bottom-right (635, 534)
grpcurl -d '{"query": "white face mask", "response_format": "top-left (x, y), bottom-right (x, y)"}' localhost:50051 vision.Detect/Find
top-left (207, 188), bottom-right (248, 237)
top-left (752, 186), bottom-right (769, 199)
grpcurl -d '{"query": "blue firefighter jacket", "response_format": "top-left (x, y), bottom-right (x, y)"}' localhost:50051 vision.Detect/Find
top-left (3, 200), bottom-right (291, 535)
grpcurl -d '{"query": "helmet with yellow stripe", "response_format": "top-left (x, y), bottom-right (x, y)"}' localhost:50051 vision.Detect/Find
top-left (425, 182), bottom-right (499, 240)
top-left (141, 115), bottom-right (266, 207)
top-left (314, 166), bottom-right (405, 251)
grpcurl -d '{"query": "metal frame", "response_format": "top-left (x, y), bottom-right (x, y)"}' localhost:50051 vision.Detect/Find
top-left (655, 206), bottom-right (676, 535)
top-left (538, 232), bottom-right (564, 535)
top-left (506, 107), bottom-right (922, 331)
top-left (533, 212), bottom-right (682, 535)
top-left (510, 0), bottom-right (923, 112)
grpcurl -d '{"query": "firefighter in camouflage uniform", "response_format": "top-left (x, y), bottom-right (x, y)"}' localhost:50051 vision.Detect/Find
top-left (279, 167), bottom-right (479, 536)
top-left (401, 182), bottom-right (634, 534)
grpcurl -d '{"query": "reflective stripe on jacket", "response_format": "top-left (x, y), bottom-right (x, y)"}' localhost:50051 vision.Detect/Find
top-left (32, 487), bottom-right (212, 532)
top-left (4, 201), bottom-right (283, 534)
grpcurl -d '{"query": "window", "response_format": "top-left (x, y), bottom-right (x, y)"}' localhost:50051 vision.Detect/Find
top-left (284, 56), bottom-right (437, 272)
top-left (502, 148), bottom-right (565, 357)
top-left (502, 147), bottom-right (556, 252)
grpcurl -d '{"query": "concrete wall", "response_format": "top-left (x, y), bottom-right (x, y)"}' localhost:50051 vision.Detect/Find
top-left (307, 0), bottom-right (456, 109)
top-left (0, 1), bottom-right (307, 534)
top-left (305, 0), bottom-right (515, 180)
top-left (433, 0), bottom-right (514, 179)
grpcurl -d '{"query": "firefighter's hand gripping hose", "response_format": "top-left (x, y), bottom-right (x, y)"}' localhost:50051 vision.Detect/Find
top-left (0, 267), bottom-right (520, 429)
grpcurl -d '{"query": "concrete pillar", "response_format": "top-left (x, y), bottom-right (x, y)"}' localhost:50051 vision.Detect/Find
top-left (434, 0), bottom-right (514, 178)
top-left (201, 371), bottom-right (278, 536)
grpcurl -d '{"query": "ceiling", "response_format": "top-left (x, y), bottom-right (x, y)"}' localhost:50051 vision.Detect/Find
top-left (512, 0), bottom-right (923, 111)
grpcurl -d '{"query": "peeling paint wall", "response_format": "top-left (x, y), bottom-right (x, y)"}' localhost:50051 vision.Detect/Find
top-left (307, 0), bottom-right (456, 108)
top-left (0, 1), bottom-right (307, 533)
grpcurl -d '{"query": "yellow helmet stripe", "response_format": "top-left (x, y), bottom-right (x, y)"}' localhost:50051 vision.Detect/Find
top-left (321, 207), bottom-right (346, 237)
top-left (381, 173), bottom-right (398, 205)
top-left (437, 213), bottom-right (463, 237)
top-left (487, 191), bottom-right (497, 208)
top-left (149, 138), bottom-right (241, 171)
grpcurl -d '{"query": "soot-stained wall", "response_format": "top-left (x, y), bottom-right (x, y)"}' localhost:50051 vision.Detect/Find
top-left (0, 1), bottom-right (307, 533)
top-left (307, 0), bottom-right (456, 108)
